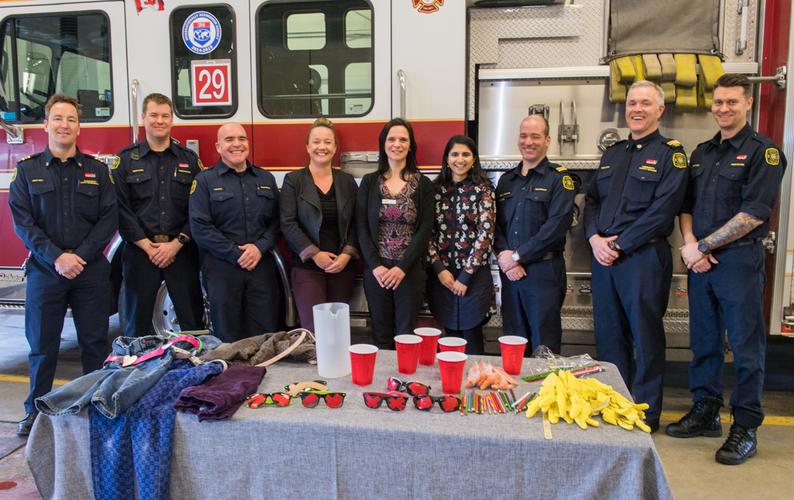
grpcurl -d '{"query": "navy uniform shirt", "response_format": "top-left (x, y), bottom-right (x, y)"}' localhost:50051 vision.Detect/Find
top-left (112, 139), bottom-right (202, 242)
top-left (584, 129), bottom-right (688, 253)
top-left (494, 158), bottom-right (575, 263)
top-left (8, 147), bottom-right (117, 265)
top-left (189, 160), bottom-right (279, 264)
top-left (682, 123), bottom-right (787, 242)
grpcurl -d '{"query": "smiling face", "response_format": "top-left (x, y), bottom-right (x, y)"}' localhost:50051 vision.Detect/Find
top-left (712, 85), bottom-right (752, 135)
top-left (625, 85), bottom-right (664, 140)
top-left (518, 115), bottom-right (550, 166)
top-left (44, 102), bottom-right (80, 152)
top-left (142, 101), bottom-right (173, 144)
top-left (447, 143), bottom-right (474, 182)
top-left (215, 123), bottom-right (249, 170)
top-left (384, 125), bottom-right (411, 166)
top-left (306, 126), bottom-right (337, 167)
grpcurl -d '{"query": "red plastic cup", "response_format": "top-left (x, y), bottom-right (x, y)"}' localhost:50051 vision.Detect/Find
top-left (499, 335), bottom-right (528, 375)
top-left (437, 351), bottom-right (467, 394)
top-left (414, 327), bottom-right (442, 365)
top-left (438, 337), bottom-right (467, 353)
top-left (394, 334), bottom-right (422, 374)
top-left (349, 344), bottom-right (378, 386)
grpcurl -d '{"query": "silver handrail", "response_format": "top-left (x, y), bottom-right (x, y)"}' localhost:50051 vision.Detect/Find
top-left (397, 69), bottom-right (407, 118)
top-left (130, 79), bottom-right (140, 142)
top-left (0, 117), bottom-right (22, 139)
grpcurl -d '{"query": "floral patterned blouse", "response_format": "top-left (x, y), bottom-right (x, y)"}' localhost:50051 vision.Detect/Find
top-left (377, 173), bottom-right (420, 261)
top-left (428, 178), bottom-right (495, 276)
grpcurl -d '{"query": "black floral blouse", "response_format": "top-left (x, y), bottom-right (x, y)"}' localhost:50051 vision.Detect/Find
top-left (428, 178), bottom-right (495, 277)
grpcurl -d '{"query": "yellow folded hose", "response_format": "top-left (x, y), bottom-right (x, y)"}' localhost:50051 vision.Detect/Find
top-left (698, 54), bottom-right (724, 90)
top-left (674, 53), bottom-right (698, 87)
top-left (609, 60), bottom-right (628, 103)
top-left (676, 84), bottom-right (698, 111)
top-left (612, 56), bottom-right (636, 83)
top-left (642, 54), bottom-right (662, 82)
top-left (659, 54), bottom-right (677, 82)
top-left (661, 81), bottom-right (676, 103)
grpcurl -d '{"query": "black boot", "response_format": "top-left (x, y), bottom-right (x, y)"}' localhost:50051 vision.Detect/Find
top-left (16, 411), bottom-right (38, 437)
top-left (665, 397), bottom-right (722, 438)
top-left (716, 424), bottom-right (757, 465)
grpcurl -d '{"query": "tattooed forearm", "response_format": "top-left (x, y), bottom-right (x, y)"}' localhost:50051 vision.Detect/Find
top-left (702, 212), bottom-right (763, 251)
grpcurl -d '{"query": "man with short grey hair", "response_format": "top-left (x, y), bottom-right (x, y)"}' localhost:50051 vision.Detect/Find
top-left (583, 80), bottom-right (689, 432)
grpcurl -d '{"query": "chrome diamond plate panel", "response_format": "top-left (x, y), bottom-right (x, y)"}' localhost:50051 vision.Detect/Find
top-left (721, 0), bottom-right (758, 63)
top-left (468, 0), bottom-right (606, 117)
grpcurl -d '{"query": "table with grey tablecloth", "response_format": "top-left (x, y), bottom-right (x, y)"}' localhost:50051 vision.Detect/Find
top-left (26, 351), bottom-right (672, 500)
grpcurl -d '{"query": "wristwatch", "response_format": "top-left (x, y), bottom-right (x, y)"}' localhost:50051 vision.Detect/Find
top-left (177, 233), bottom-right (191, 244)
top-left (697, 240), bottom-right (709, 254)
top-left (608, 240), bottom-right (621, 252)
top-left (511, 251), bottom-right (520, 262)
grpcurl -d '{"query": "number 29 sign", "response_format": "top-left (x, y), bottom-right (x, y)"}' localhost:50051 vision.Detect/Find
top-left (190, 59), bottom-right (232, 106)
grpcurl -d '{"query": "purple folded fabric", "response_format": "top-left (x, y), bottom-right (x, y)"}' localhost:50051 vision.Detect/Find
top-left (174, 365), bottom-right (266, 421)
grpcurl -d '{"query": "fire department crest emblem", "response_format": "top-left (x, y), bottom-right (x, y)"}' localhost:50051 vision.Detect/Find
top-left (412, 0), bottom-right (444, 14)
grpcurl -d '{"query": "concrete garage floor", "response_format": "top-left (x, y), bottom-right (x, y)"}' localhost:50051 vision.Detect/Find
top-left (0, 309), bottom-right (793, 499)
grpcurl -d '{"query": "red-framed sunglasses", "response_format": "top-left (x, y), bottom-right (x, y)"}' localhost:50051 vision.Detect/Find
top-left (363, 391), bottom-right (411, 411)
top-left (413, 394), bottom-right (461, 413)
top-left (298, 391), bottom-right (346, 408)
top-left (387, 376), bottom-right (430, 396)
top-left (245, 392), bottom-right (292, 408)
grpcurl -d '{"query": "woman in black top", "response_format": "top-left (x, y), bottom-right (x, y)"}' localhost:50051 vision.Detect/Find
top-left (427, 135), bottom-right (495, 354)
top-left (356, 118), bottom-right (434, 349)
top-left (280, 117), bottom-right (358, 332)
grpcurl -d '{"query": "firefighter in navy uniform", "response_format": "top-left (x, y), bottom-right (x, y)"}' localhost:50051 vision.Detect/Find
top-left (494, 114), bottom-right (575, 354)
top-left (189, 123), bottom-right (281, 342)
top-left (8, 94), bottom-right (117, 436)
top-left (668, 74), bottom-right (787, 465)
top-left (583, 81), bottom-right (688, 433)
top-left (113, 93), bottom-right (205, 337)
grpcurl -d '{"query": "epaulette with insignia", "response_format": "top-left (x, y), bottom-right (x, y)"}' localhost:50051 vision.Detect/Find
top-left (555, 165), bottom-right (568, 172)
top-left (666, 139), bottom-right (683, 148)
top-left (171, 137), bottom-right (181, 145)
top-left (17, 152), bottom-right (40, 164)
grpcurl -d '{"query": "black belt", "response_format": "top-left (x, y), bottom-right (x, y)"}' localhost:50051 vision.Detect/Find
top-left (540, 251), bottom-right (563, 261)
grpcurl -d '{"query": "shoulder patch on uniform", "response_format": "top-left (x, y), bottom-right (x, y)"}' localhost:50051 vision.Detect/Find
top-left (672, 152), bottom-right (688, 169)
top-left (666, 139), bottom-right (682, 148)
top-left (190, 180), bottom-right (197, 195)
top-left (10, 167), bottom-right (17, 183)
top-left (562, 175), bottom-right (575, 191)
top-left (106, 155), bottom-right (120, 170)
top-left (765, 147), bottom-right (781, 166)
top-left (555, 165), bottom-right (568, 172)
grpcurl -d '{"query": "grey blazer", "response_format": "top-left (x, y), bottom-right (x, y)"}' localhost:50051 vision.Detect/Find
top-left (279, 167), bottom-right (358, 261)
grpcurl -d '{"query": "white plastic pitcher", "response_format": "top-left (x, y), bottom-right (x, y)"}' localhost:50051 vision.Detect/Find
top-left (312, 302), bottom-right (352, 378)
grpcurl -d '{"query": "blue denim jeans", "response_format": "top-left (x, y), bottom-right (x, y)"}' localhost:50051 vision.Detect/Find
top-left (89, 360), bottom-right (224, 500)
top-left (35, 334), bottom-right (221, 418)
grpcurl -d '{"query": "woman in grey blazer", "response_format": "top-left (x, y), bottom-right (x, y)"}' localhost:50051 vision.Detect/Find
top-left (279, 117), bottom-right (358, 332)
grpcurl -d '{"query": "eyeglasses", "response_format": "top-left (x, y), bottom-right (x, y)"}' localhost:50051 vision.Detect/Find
top-left (363, 391), bottom-right (410, 411)
top-left (387, 376), bottom-right (430, 396)
top-left (298, 391), bottom-right (346, 408)
top-left (413, 394), bottom-right (461, 413)
top-left (245, 392), bottom-right (292, 408)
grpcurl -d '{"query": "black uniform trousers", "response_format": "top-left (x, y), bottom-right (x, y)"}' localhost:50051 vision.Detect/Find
top-left (688, 242), bottom-right (766, 429)
top-left (202, 252), bottom-right (280, 343)
top-left (24, 256), bottom-right (110, 413)
top-left (500, 255), bottom-right (566, 354)
top-left (591, 239), bottom-right (671, 424)
top-left (121, 242), bottom-right (205, 336)
top-left (363, 258), bottom-right (426, 350)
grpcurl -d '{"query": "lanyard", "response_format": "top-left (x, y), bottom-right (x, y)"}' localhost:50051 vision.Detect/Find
top-left (103, 334), bottom-right (202, 367)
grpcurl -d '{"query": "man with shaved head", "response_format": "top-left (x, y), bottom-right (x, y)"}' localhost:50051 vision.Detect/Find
top-left (494, 114), bottom-right (575, 354)
top-left (189, 123), bottom-right (280, 340)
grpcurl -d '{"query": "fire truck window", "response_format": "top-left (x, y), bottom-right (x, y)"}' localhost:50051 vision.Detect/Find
top-left (345, 9), bottom-right (371, 48)
top-left (344, 62), bottom-right (371, 115)
top-left (170, 5), bottom-right (237, 119)
top-left (286, 13), bottom-right (326, 51)
top-left (258, 0), bottom-right (373, 118)
top-left (0, 13), bottom-right (112, 123)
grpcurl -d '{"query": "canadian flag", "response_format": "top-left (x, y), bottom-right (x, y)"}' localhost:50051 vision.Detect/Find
top-left (135, 0), bottom-right (165, 13)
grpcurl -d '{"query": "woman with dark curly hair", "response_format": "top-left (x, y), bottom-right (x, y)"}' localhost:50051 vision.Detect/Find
top-left (427, 135), bottom-right (495, 354)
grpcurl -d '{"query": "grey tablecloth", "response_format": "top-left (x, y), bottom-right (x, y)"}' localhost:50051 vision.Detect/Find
top-left (26, 352), bottom-right (672, 500)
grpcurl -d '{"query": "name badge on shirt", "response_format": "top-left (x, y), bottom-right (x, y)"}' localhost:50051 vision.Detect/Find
top-left (382, 199), bottom-right (397, 205)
